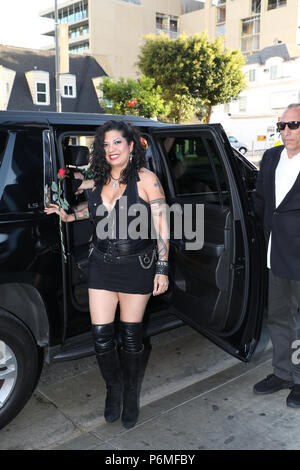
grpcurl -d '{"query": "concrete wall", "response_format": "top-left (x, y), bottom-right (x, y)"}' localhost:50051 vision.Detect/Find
top-left (88, 0), bottom-right (181, 79)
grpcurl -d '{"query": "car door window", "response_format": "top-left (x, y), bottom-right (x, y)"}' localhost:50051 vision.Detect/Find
top-left (161, 135), bottom-right (229, 205)
top-left (0, 131), bottom-right (44, 214)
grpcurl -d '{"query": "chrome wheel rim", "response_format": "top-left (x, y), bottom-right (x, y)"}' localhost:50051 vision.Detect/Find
top-left (0, 340), bottom-right (18, 409)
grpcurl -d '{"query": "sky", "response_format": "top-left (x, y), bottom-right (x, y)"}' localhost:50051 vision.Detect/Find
top-left (0, 0), bottom-right (66, 49)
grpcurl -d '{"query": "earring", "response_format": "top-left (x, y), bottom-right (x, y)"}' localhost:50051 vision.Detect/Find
top-left (129, 152), bottom-right (133, 163)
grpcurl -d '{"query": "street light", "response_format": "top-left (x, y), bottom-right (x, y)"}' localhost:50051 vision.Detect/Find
top-left (54, 0), bottom-right (61, 112)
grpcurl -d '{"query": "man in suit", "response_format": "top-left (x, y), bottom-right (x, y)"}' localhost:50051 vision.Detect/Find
top-left (254, 103), bottom-right (300, 407)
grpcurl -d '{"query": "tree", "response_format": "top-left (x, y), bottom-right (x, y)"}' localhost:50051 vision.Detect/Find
top-left (137, 33), bottom-right (246, 123)
top-left (100, 74), bottom-right (169, 120)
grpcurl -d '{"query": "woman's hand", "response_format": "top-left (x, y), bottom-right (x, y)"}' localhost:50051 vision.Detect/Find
top-left (73, 171), bottom-right (84, 181)
top-left (44, 203), bottom-right (71, 222)
top-left (153, 274), bottom-right (169, 296)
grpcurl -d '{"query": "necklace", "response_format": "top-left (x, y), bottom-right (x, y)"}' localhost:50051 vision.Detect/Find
top-left (110, 174), bottom-right (120, 188)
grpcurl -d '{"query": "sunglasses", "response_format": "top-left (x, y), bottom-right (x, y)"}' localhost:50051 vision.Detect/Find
top-left (277, 121), bottom-right (300, 131)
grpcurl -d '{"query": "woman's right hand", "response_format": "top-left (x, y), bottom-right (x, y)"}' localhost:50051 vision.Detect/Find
top-left (44, 203), bottom-right (70, 222)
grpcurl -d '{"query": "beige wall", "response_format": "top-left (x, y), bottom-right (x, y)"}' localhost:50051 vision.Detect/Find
top-left (181, 0), bottom-right (299, 51)
top-left (260, 0), bottom-right (299, 48)
top-left (88, 0), bottom-right (181, 79)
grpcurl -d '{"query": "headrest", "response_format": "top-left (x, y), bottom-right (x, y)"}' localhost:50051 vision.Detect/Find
top-left (65, 146), bottom-right (90, 166)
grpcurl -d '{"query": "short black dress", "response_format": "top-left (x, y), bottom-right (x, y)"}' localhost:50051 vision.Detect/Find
top-left (87, 171), bottom-right (156, 294)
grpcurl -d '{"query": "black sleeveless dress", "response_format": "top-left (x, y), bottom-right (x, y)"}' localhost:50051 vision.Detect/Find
top-left (87, 171), bottom-right (156, 294)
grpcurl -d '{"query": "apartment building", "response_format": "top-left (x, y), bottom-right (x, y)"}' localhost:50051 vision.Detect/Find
top-left (40, 0), bottom-right (300, 79)
top-left (181, 0), bottom-right (300, 56)
top-left (40, 0), bottom-right (204, 79)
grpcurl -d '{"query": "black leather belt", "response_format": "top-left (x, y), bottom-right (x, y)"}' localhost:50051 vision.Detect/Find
top-left (92, 238), bottom-right (155, 262)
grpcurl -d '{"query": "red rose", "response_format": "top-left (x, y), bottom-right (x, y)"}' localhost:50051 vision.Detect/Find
top-left (140, 137), bottom-right (148, 149)
top-left (58, 168), bottom-right (66, 179)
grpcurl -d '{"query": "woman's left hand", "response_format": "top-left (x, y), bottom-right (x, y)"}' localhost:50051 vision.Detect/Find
top-left (153, 274), bottom-right (169, 296)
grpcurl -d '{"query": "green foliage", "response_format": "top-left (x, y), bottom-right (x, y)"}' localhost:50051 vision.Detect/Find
top-left (100, 74), bottom-right (169, 119)
top-left (137, 33), bottom-right (246, 122)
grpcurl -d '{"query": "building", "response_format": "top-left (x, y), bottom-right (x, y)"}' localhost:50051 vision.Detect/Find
top-left (0, 44), bottom-right (106, 112)
top-left (181, 0), bottom-right (300, 56)
top-left (210, 43), bottom-right (300, 150)
top-left (40, 0), bottom-right (205, 79)
top-left (40, 0), bottom-right (300, 80)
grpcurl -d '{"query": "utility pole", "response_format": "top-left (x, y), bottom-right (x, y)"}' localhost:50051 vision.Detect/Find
top-left (54, 0), bottom-right (62, 112)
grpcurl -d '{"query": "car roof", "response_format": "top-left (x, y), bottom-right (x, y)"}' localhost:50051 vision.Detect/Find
top-left (0, 110), bottom-right (171, 128)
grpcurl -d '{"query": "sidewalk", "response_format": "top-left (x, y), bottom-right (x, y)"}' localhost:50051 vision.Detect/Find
top-left (2, 324), bottom-right (298, 451)
top-left (48, 349), bottom-right (300, 451)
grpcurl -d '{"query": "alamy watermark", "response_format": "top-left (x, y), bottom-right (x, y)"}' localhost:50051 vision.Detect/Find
top-left (292, 340), bottom-right (300, 365)
top-left (95, 196), bottom-right (204, 250)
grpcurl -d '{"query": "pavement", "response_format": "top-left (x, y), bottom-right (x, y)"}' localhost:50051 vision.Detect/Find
top-left (2, 323), bottom-right (300, 451)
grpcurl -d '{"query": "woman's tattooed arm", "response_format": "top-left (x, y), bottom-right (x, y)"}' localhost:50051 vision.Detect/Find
top-left (150, 196), bottom-right (169, 261)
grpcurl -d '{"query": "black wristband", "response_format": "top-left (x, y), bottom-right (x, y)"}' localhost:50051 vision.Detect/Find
top-left (155, 260), bottom-right (168, 275)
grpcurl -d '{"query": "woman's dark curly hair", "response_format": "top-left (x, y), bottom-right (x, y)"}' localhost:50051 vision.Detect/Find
top-left (90, 120), bottom-right (147, 186)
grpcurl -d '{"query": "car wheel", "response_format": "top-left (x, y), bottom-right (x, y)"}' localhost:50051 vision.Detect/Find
top-left (0, 308), bottom-right (43, 430)
top-left (239, 147), bottom-right (247, 154)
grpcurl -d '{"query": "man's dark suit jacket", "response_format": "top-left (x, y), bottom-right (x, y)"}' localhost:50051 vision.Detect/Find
top-left (254, 144), bottom-right (300, 280)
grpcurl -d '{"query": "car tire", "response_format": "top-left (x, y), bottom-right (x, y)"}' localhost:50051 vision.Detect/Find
top-left (239, 147), bottom-right (247, 154)
top-left (0, 308), bottom-right (43, 430)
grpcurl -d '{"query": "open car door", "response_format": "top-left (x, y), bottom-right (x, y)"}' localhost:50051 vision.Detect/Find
top-left (151, 124), bottom-right (267, 362)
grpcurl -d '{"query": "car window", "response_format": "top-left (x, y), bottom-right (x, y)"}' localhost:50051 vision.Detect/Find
top-left (0, 131), bottom-right (44, 213)
top-left (0, 132), bottom-right (8, 167)
top-left (161, 135), bottom-right (230, 205)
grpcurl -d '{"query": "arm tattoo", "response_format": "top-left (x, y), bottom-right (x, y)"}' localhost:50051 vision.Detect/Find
top-left (76, 209), bottom-right (90, 220)
top-left (157, 234), bottom-right (168, 260)
top-left (154, 179), bottom-right (165, 196)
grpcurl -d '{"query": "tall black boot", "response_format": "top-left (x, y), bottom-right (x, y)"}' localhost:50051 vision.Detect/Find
top-left (92, 324), bottom-right (122, 423)
top-left (121, 345), bottom-right (144, 429)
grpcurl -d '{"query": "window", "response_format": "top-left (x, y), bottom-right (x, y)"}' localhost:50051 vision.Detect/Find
top-left (270, 65), bottom-right (278, 79)
top-left (248, 69), bottom-right (256, 82)
top-left (69, 25), bottom-right (89, 38)
top-left (64, 85), bottom-right (74, 96)
top-left (36, 82), bottom-right (48, 105)
top-left (0, 132), bottom-right (44, 214)
top-left (251, 0), bottom-right (261, 13)
top-left (241, 16), bottom-right (260, 53)
top-left (267, 0), bottom-right (286, 10)
top-left (161, 135), bottom-right (229, 205)
top-left (239, 96), bottom-right (247, 112)
top-left (0, 132), bottom-right (8, 167)
top-left (58, 1), bottom-right (88, 24)
top-left (69, 42), bottom-right (89, 53)
top-left (216, 23), bottom-right (226, 36)
top-left (156, 13), bottom-right (179, 38)
top-left (216, 5), bottom-right (226, 23)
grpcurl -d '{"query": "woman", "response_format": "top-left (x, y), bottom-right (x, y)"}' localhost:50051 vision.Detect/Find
top-left (45, 120), bottom-right (169, 429)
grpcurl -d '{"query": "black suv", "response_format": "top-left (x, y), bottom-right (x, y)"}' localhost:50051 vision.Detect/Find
top-left (0, 110), bottom-right (266, 430)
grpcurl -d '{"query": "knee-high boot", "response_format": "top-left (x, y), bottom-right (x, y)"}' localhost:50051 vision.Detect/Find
top-left (120, 321), bottom-right (144, 429)
top-left (92, 324), bottom-right (122, 423)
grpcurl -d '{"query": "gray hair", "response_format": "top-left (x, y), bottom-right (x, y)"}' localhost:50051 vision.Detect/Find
top-left (286, 103), bottom-right (300, 111)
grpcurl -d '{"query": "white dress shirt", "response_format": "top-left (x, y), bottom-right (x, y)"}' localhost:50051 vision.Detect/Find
top-left (267, 148), bottom-right (300, 268)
